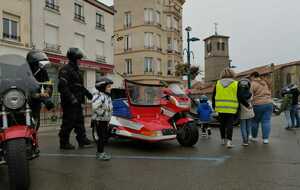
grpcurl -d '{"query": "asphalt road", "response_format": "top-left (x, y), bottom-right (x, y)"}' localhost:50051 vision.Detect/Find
top-left (1, 115), bottom-right (300, 190)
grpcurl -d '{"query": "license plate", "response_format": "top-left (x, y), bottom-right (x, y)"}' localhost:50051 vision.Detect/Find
top-left (162, 128), bottom-right (176, 135)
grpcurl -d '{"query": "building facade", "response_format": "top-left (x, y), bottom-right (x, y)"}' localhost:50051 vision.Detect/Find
top-left (204, 34), bottom-right (230, 82)
top-left (0, 0), bottom-right (31, 56)
top-left (114, 0), bottom-right (185, 84)
top-left (31, 0), bottom-right (115, 92)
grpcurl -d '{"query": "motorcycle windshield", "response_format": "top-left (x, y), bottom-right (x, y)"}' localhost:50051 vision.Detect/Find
top-left (126, 80), bottom-right (162, 106)
top-left (0, 54), bottom-right (39, 95)
top-left (168, 84), bottom-right (186, 96)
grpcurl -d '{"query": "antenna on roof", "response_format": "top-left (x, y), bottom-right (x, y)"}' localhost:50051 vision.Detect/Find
top-left (214, 22), bottom-right (218, 36)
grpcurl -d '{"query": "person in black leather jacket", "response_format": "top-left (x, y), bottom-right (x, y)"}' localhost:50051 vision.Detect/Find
top-left (58, 48), bottom-right (93, 149)
top-left (27, 50), bottom-right (54, 131)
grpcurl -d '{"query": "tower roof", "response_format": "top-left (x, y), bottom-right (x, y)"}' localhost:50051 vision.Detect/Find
top-left (203, 34), bottom-right (230, 42)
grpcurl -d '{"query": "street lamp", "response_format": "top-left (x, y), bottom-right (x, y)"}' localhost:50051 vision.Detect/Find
top-left (185, 26), bottom-right (200, 89)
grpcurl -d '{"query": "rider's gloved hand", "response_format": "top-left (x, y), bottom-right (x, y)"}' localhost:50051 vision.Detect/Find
top-left (44, 100), bottom-right (55, 111)
top-left (85, 90), bottom-right (93, 100)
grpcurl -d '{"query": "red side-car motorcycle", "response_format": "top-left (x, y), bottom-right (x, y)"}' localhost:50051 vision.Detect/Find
top-left (92, 80), bottom-right (199, 147)
top-left (0, 54), bottom-right (40, 190)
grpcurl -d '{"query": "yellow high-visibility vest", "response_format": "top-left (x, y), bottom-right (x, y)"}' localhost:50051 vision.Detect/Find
top-left (215, 80), bottom-right (239, 114)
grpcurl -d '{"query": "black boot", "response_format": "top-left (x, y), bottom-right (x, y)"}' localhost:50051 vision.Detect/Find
top-left (60, 143), bottom-right (76, 150)
top-left (77, 137), bottom-right (93, 148)
top-left (59, 133), bottom-right (75, 150)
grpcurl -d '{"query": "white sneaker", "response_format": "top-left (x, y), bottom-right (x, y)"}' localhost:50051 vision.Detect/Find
top-left (242, 143), bottom-right (249, 147)
top-left (226, 140), bottom-right (234, 149)
top-left (263, 139), bottom-right (269, 144)
top-left (250, 137), bottom-right (258, 142)
top-left (221, 139), bottom-right (226, 145)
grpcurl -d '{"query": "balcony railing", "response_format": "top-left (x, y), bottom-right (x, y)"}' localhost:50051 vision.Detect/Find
top-left (74, 14), bottom-right (85, 22)
top-left (124, 23), bottom-right (132, 29)
top-left (124, 48), bottom-right (132, 52)
top-left (144, 46), bottom-right (155, 50)
top-left (96, 55), bottom-right (106, 64)
top-left (144, 21), bottom-right (155, 25)
top-left (157, 47), bottom-right (162, 52)
top-left (45, 1), bottom-right (60, 12)
top-left (167, 49), bottom-right (174, 53)
top-left (96, 23), bottom-right (105, 31)
top-left (144, 70), bottom-right (154, 74)
top-left (3, 33), bottom-right (20, 41)
top-left (44, 42), bottom-right (61, 54)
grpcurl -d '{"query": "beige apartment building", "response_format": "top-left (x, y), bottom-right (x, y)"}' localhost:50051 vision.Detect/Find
top-left (31, 0), bottom-right (115, 92)
top-left (114, 0), bottom-right (185, 84)
top-left (0, 0), bottom-right (31, 56)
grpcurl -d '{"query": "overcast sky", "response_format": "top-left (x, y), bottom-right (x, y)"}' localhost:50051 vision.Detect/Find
top-left (100, 0), bottom-right (300, 71)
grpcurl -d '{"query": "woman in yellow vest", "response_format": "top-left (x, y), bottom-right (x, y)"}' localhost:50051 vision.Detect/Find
top-left (212, 68), bottom-right (239, 148)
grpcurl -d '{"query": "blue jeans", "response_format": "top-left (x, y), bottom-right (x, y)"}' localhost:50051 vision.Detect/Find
top-left (240, 119), bottom-right (252, 143)
top-left (284, 110), bottom-right (293, 128)
top-left (290, 105), bottom-right (300, 127)
top-left (252, 103), bottom-right (273, 140)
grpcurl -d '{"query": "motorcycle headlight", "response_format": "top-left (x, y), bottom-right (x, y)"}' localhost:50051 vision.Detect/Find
top-left (3, 89), bottom-right (26, 110)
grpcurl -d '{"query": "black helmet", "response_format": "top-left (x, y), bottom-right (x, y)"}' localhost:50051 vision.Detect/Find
top-left (239, 78), bottom-right (251, 89)
top-left (95, 77), bottom-right (113, 92)
top-left (281, 87), bottom-right (290, 96)
top-left (67, 47), bottom-right (84, 61)
top-left (200, 95), bottom-right (209, 103)
top-left (26, 50), bottom-right (49, 71)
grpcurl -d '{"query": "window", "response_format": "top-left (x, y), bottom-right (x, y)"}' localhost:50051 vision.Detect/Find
top-left (173, 18), bottom-right (179, 30)
top-left (74, 3), bottom-right (85, 22)
top-left (287, 73), bottom-right (292, 85)
top-left (173, 39), bottom-right (178, 52)
top-left (45, 0), bottom-right (59, 12)
top-left (124, 12), bottom-right (132, 28)
top-left (167, 37), bottom-right (172, 50)
top-left (125, 59), bottom-right (133, 74)
top-left (217, 42), bottom-right (221, 50)
top-left (155, 11), bottom-right (161, 26)
top-left (2, 15), bottom-right (20, 41)
top-left (144, 57), bottom-right (153, 73)
top-left (167, 16), bottom-right (172, 29)
top-left (96, 40), bottom-right (105, 57)
top-left (222, 42), bottom-right (226, 51)
top-left (156, 59), bottom-right (161, 73)
top-left (96, 13), bottom-right (105, 30)
top-left (74, 33), bottom-right (85, 51)
top-left (144, 32), bottom-right (153, 48)
top-left (156, 34), bottom-right (161, 49)
top-left (124, 34), bottom-right (132, 51)
top-left (45, 24), bottom-right (59, 52)
top-left (96, 40), bottom-right (105, 63)
top-left (207, 42), bottom-right (212, 53)
top-left (144, 8), bottom-right (154, 24)
top-left (167, 60), bottom-right (173, 75)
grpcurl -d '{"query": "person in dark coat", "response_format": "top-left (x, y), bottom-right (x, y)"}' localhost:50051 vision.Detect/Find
top-left (288, 84), bottom-right (300, 128)
top-left (58, 48), bottom-right (93, 150)
top-left (26, 50), bottom-right (54, 132)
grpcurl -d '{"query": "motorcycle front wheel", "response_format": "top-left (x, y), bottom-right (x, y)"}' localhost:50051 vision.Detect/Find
top-left (176, 122), bottom-right (199, 147)
top-left (6, 138), bottom-right (30, 190)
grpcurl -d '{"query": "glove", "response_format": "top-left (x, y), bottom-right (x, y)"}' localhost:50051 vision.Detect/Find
top-left (86, 91), bottom-right (93, 100)
top-left (44, 100), bottom-right (55, 111)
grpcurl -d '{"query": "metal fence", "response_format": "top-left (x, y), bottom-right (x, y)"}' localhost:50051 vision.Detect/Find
top-left (39, 94), bottom-right (92, 127)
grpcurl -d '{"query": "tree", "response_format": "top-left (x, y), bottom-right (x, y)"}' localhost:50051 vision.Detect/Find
top-left (175, 64), bottom-right (200, 80)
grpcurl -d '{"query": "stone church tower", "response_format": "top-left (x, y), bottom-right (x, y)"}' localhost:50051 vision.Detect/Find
top-left (204, 34), bottom-right (230, 82)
